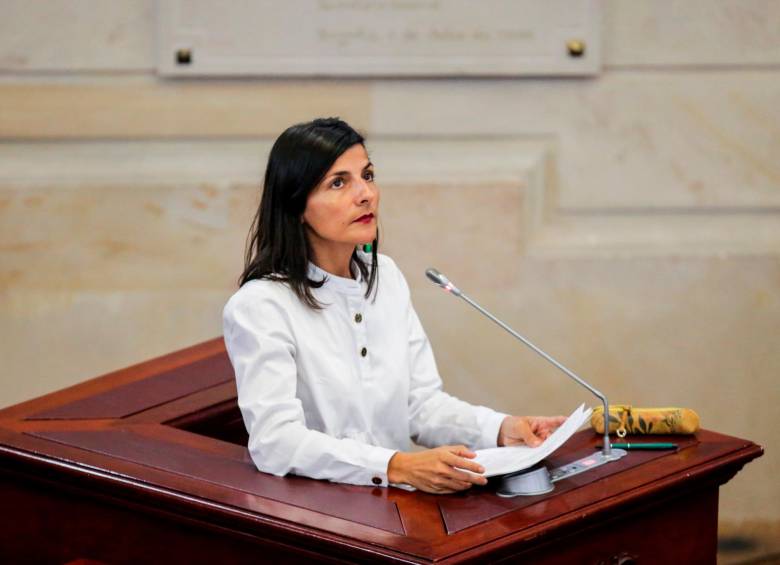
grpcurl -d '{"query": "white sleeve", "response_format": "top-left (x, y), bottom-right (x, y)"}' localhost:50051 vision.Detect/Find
top-left (394, 266), bottom-right (508, 450)
top-left (222, 287), bottom-right (397, 487)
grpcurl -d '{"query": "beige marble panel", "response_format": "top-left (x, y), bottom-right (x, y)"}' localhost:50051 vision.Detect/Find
top-left (0, 182), bottom-right (256, 291)
top-left (0, 80), bottom-right (371, 138)
top-left (527, 211), bottom-right (780, 258)
top-left (380, 181), bottom-right (526, 291)
top-left (0, 138), bottom-right (546, 188)
top-left (0, 289), bottom-right (231, 405)
top-left (0, 0), bottom-right (154, 71)
top-left (604, 0), bottom-right (780, 67)
top-left (0, 141), bottom-right (272, 185)
top-left (0, 176), bottom-right (252, 404)
top-left (370, 71), bottom-right (780, 210)
top-left (0, 175), bottom-right (528, 293)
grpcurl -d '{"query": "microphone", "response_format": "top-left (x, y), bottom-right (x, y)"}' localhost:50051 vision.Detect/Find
top-left (424, 268), bottom-right (461, 296)
top-left (426, 267), bottom-right (619, 460)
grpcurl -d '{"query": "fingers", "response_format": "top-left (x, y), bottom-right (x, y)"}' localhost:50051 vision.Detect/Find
top-left (445, 454), bottom-right (485, 475)
top-left (532, 415), bottom-right (567, 439)
top-left (440, 458), bottom-right (487, 485)
top-left (439, 451), bottom-right (487, 486)
top-left (417, 468), bottom-right (473, 494)
top-left (403, 447), bottom-right (490, 494)
top-left (540, 415), bottom-right (567, 428)
top-left (439, 477), bottom-right (473, 492)
top-left (447, 445), bottom-right (477, 459)
top-left (426, 483), bottom-right (464, 494)
top-left (449, 467), bottom-right (488, 486)
top-left (432, 468), bottom-right (481, 492)
top-left (516, 418), bottom-right (543, 447)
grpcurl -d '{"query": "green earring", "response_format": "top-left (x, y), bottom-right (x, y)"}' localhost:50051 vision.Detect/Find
top-left (358, 243), bottom-right (373, 253)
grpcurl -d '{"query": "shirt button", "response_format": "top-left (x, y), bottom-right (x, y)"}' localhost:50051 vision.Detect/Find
top-left (354, 313), bottom-right (363, 323)
top-left (360, 347), bottom-right (368, 357)
top-left (371, 476), bottom-right (382, 485)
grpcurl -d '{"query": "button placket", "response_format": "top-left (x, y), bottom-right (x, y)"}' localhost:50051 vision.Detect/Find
top-left (350, 295), bottom-right (369, 371)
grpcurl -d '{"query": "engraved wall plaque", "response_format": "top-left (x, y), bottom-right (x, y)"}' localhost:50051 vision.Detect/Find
top-left (157, 0), bottom-right (602, 77)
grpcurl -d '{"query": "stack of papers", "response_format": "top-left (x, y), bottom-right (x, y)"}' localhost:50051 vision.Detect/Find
top-left (472, 403), bottom-right (593, 477)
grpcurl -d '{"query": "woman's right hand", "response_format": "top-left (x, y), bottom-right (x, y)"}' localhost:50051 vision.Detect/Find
top-left (386, 445), bottom-right (488, 494)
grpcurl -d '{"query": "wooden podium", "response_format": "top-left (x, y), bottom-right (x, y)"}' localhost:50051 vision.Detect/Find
top-left (0, 338), bottom-right (762, 564)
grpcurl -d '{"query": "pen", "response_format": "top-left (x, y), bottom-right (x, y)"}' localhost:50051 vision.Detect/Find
top-left (597, 442), bottom-right (678, 450)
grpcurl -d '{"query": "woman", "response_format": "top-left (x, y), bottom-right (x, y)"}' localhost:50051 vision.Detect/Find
top-left (222, 117), bottom-right (565, 494)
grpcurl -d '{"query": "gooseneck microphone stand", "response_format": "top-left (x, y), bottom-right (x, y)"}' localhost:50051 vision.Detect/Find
top-left (425, 268), bottom-right (626, 496)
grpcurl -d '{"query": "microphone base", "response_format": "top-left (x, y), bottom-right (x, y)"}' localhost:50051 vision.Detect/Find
top-left (496, 449), bottom-right (628, 498)
top-left (496, 465), bottom-right (554, 497)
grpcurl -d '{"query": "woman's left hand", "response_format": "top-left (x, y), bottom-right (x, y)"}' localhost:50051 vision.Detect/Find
top-left (497, 415), bottom-right (567, 447)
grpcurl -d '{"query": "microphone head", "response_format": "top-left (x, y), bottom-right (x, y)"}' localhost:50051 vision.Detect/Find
top-left (425, 268), bottom-right (462, 296)
top-left (425, 268), bottom-right (447, 286)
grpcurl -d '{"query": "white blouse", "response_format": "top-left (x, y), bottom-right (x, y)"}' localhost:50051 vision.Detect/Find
top-left (222, 253), bottom-right (507, 488)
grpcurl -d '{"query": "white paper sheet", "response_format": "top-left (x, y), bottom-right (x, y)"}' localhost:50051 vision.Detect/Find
top-left (472, 403), bottom-right (593, 477)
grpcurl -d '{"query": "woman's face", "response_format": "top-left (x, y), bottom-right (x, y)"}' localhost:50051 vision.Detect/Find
top-left (302, 143), bottom-right (379, 253)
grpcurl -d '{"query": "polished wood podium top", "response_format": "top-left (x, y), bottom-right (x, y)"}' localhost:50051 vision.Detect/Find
top-left (0, 338), bottom-right (763, 564)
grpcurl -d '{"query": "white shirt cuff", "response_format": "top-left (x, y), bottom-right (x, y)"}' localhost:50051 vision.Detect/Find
top-left (475, 408), bottom-right (510, 449)
top-left (363, 445), bottom-right (398, 487)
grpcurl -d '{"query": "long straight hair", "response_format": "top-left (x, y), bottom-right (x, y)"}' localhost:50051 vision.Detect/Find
top-left (239, 117), bottom-right (379, 308)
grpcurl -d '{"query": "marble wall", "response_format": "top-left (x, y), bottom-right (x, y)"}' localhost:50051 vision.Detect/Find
top-left (1, 1), bottom-right (778, 533)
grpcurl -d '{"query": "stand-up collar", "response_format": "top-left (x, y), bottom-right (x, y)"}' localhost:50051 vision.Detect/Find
top-left (307, 260), bottom-right (364, 295)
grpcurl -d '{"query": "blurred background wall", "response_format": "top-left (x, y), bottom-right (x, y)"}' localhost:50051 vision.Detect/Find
top-left (0, 0), bottom-right (778, 557)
